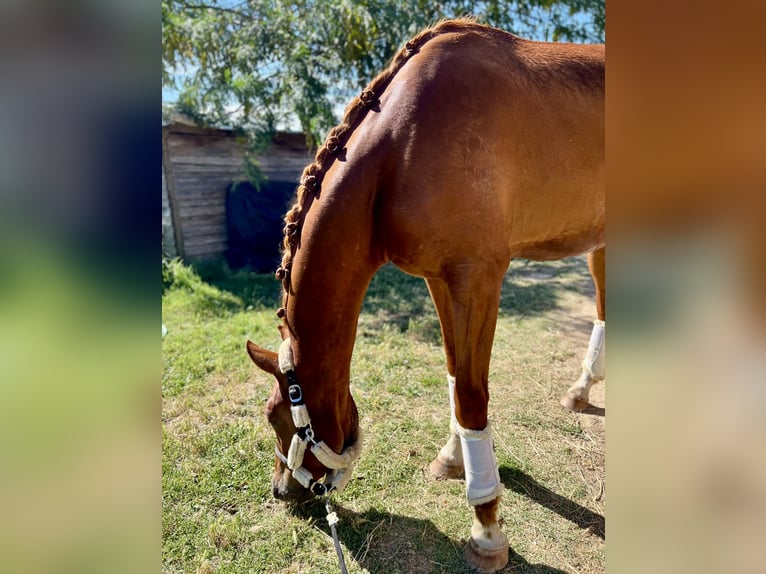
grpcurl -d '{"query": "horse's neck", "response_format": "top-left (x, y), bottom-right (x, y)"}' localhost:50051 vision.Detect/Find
top-left (286, 174), bottom-right (383, 407)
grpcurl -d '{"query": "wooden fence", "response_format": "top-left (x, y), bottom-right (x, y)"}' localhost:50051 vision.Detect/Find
top-left (162, 121), bottom-right (312, 260)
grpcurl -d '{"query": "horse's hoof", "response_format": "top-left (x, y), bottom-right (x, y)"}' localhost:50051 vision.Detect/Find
top-left (429, 457), bottom-right (464, 480)
top-left (560, 393), bottom-right (590, 412)
top-left (463, 536), bottom-right (509, 573)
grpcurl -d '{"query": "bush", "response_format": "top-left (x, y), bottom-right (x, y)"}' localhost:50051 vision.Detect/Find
top-left (162, 258), bottom-right (242, 316)
top-left (163, 257), bottom-right (204, 293)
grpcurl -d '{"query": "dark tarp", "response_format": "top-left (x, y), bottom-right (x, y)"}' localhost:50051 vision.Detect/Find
top-left (225, 180), bottom-right (296, 272)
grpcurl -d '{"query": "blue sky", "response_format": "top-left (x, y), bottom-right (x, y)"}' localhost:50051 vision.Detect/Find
top-left (162, 85), bottom-right (179, 103)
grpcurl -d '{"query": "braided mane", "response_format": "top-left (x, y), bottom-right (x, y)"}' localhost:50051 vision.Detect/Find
top-left (274, 18), bottom-right (484, 316)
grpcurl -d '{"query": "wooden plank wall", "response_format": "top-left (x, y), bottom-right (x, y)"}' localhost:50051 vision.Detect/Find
top-left (161, 160), bottom-right (178, 258)
top-left (163, 124), bottom-right (312, 260)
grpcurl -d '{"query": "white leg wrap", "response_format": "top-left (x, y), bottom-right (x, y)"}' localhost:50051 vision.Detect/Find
top-left (456, 422), bottom-right (504, 506)
top-left (582, 320), bottom-right (605, 380)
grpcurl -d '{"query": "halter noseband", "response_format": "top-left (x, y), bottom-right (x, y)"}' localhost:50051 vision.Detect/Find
top-left (275, 337), bottom-right (362, 497)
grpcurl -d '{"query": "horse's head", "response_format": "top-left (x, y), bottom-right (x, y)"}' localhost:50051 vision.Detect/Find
top-left (246, 339), bottom-right (318, 502)
top-left (246, 331), bottom-right (362, 503)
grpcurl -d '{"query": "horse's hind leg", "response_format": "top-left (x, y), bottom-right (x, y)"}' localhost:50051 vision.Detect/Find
top-left (561, 247), bottom-right (606, 412)
top-left (440, 264), bottom-right (509, 573)
top-left (426, 277), bottom-right (465, 479)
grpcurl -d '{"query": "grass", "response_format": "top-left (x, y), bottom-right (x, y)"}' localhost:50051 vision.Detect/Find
top-left (162, 257), bottom-right (605, 573)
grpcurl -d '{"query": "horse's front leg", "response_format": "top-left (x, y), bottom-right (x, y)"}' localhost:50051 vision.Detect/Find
top-left (438, 267), bottom-right (509, 573)
top-left (457, 421), bottom-right (508, 573)
top-left (425, 278), bottom-right (465, 479)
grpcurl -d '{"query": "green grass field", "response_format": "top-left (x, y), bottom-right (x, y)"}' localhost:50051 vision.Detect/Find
top-left (162, 257), bottom-right (605, 573)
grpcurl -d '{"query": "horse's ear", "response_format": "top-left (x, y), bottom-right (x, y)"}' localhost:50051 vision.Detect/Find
top-left (246, 340), bottom-right (280, 377)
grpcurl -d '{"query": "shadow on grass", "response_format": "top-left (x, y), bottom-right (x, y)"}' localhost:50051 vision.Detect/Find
top-left (580, 404), bottom-right (606, 417)
top-left (361, 264), bottom-right (434, 331)
top-left (499, 465), bottom-right (605, 540)
top-left (178, 256), bottom-right (596, 325)
top-left (360, 258), bottom-right (596, 339)
top-left (499, 257), bottom-right (595, 317)
top-left (190, 259), bottom-right (283, 311)
top-left (289, 501), bottom-right (568, 573)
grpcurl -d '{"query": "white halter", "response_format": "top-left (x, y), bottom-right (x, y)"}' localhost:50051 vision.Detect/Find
top-left (275, 338), bottom-right (363, 496)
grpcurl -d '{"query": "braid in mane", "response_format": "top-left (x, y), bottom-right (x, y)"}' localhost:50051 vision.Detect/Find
top-left (274, 18), bottom-right (482, 317)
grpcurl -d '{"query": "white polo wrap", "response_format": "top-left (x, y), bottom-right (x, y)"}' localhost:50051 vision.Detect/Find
top-left (583, 320), bottom-right (605, 380)
top-left (449, 374), bottom-right (503, 505)
top-left (456, 421), bottom-right (504, 505)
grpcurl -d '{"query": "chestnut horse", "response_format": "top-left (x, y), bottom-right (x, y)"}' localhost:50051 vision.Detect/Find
top-left (247, 18), bottom-right (604, 573)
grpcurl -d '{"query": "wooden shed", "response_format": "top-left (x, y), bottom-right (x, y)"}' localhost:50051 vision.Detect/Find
top-left (162, 117), bottom-right (312, 260)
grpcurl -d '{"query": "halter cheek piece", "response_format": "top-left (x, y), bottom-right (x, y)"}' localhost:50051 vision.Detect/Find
top-left (275, 338), bottom-right (363, 497)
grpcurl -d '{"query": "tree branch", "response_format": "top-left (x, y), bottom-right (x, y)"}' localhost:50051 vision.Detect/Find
top-left (174, 0), bottom-right (251, 20)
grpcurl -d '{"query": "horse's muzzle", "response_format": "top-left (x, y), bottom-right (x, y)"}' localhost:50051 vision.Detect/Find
top-left (272, 469), bottom-right (314, 503)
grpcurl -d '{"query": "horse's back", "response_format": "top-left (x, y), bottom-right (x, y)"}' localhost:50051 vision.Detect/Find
top-left (345, 25), bottom-right (604, 275)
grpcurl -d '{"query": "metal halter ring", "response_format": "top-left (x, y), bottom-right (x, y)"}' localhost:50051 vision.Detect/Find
top-left (311, 482), bottom-right (329, 496)
top-left (288, 383), bottom-right (303, 404)
top-left (300, 426), bottom-right (315, 443)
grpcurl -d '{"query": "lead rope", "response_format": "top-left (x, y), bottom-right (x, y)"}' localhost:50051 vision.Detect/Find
top-left (325, 499), bottom-right (348, 574)
top-left (275, 340), bottom-right (351, 572)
